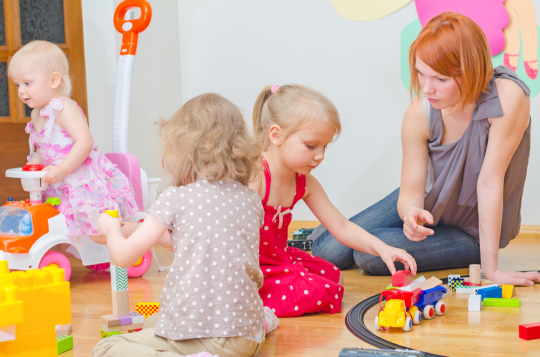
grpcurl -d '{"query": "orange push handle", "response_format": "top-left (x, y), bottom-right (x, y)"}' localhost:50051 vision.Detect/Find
top-left (113, 0), bottom-right (152, 56)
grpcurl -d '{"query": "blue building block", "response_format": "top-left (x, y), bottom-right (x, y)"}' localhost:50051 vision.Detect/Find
top-left (477, 286), bottom-right (502, 301)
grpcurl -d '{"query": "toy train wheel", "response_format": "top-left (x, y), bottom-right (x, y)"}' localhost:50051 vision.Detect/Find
top-left (127, 249), bottom-right (152, 278)
top-left (423, 305), bottom-right (434, 319)
top-left (410, 307), bottom-right (422, 325)
top-left (402, 316), bottom-right (412, 332)
top-left (38, 251), bottom-right (72, 281)
top-left (374, 315), bottom-right (381, 330)
top-left (435, 301), bottom-right (446, 315)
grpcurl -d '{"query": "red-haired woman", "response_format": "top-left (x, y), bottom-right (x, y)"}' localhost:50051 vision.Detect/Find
top-left (311, 12), bottom-right (540, 286)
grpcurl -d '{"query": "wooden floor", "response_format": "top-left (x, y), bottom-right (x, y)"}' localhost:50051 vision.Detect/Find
top-left (65, 238), bottom-right (540, 357)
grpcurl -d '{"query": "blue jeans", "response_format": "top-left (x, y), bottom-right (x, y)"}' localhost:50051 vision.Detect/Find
top-left (310, 188), bottom-right (481, 275)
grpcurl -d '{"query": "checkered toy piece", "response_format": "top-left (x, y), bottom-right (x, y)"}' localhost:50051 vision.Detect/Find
top-left (136, 302), bottom-right (160, 318)
top-left (448, 275), bottom-right (465, 291)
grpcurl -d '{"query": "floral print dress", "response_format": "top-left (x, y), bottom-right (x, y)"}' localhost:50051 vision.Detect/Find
top-left (25, 98), bottom-right (138, 235)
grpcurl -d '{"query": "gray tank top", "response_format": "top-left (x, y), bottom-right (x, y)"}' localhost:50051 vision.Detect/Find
top-left (423, 66), bottom-right (531, 248)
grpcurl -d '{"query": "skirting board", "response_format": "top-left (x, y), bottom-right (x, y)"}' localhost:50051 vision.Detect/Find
top-left (288, 221), bottom-right (540, 239)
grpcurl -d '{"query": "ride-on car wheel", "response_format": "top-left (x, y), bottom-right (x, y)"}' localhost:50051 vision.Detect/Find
top-left (435, 301), bottom-right (446, 315)
top-left (127, 250), bottom-right (152, 278)
top-left (423, 305), bottom-right (435, 319)
top-left (402, 315), bottom-right (413, 332)
top-left (38, 251), bottom-right (72, 281)
top-left (85, 263), bottom-right (111, 271)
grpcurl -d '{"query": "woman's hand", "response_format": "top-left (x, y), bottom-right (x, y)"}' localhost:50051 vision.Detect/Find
top-left (403, 207), bottom-right (434, 242)
top-left (377, 245), bottom-right (417, 275)
top-left (98, 213), bottom-right (121, 237)
top-left (488, 269), bottom-right (540, 286)
top-left (485, 269), bottom-right (540, 286)
top-left (42, 165), bottom-right (67, 184)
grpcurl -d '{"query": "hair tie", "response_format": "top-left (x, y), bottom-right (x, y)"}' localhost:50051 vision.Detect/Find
top-left (271, 85), bottom-right (280, 94)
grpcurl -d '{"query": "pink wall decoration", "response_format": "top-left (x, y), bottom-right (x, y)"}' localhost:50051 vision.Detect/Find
top-left (415, 0), bottom-right (509, 56)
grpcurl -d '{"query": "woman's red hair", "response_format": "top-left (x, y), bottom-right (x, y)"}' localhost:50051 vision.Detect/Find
top-left (409, 12), bottom-right (493, 108)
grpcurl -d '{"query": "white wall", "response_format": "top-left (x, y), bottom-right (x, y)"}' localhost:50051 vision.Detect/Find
top-left (83, 0), bottom-right (540, 224)
top-left (82, 0), bottom-right (183, 190)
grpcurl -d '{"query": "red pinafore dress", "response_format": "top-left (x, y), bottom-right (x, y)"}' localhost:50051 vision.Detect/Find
top-left (258, 157), bottom-right (344, 317)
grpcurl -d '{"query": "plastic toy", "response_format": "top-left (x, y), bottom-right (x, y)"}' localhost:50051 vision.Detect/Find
top-left (0, 255), bottom-right (71, 357)
top-left (339, 348), bottom-right (426, 357)
top-left (502, 285), bottom-right (516, 298)
top-left (101, 329), bottom-right (122, 339)
top-left (375, 288), bottom-right (422, 332)
top-left (468, 294), bottom-right (482, 312)
top-left (287, 238), bottom-right (313, 251)
top-left (483, 298), bottom-right (520, 307)
top-left (2, 0), bottom-right (160, 280)
top-left (476, 286), bottom-right (502, 301)
top-left (414, 286), bottom-right (447, 320)
top-left (398, 279), bottom-right (422, 292)
top-left (292, 228), bottom-right (315, 239)
top-left (391, 270), bottom-right (411, 287)
top-left (519, 322), bottom-right (540, 341)
top-left (56, 335), bottom-right (73, 354)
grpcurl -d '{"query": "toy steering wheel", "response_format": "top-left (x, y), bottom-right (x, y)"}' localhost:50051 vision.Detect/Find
top-left (113, 0), bottom-right (152, 55)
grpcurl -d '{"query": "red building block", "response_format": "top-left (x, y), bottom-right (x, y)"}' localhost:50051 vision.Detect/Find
top-left (519, 322), bottom-right (540, 340)
top-left (391, 270), bottom-right (411, 287)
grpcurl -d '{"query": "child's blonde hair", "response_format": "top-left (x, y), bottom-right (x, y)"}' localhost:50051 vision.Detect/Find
top-left (158, 93), bottom-right (260, 187)
top-left (252, 84), bottom-right (341, 151)
top-left (8, 40), bottom-right (72, 97)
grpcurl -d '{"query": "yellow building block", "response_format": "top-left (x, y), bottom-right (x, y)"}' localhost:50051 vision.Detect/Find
top-left (501, 284), bottom-right (516, 299)
top-left (0, 259), bottom-right (71, 357)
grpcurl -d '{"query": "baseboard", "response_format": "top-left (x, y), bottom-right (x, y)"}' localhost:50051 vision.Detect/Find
top-left (288, 221), bottom-right (540, 239)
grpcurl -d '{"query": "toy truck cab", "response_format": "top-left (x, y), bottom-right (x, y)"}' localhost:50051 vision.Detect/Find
top-left (0, 200), bottom-right (60, 254)
top-left (375, 288), bottom-right (423, 332)
top-left (415, 286), bottom-right (447, 319)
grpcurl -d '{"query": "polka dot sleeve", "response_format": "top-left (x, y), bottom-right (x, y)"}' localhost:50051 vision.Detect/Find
top-left (147, 186), bottom-right (179, 231)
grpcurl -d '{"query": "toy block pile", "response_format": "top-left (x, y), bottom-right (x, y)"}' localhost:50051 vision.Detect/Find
top-left (0, 253), bottom-right (72, 357)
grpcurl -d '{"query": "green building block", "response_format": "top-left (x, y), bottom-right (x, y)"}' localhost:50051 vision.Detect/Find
top-left (483, 298), bottom-right (520, 307)
top-left (56, 335), bottom-right (73, 354)
top-left (101, 329), bottom-right (122, 339)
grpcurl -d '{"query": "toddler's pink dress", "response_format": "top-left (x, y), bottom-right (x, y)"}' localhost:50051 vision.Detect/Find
top-left (25, 98), bottom-right (138, 235)
top-left (258, 157), bottom-right (344, 317)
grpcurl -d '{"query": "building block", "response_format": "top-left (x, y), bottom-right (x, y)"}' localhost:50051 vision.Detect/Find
top-left (119, 315), bottom-right (132, 325)
top-left (463, 282), bottom-right (481, 286)
top-left (0, 258), bottom-right (71, 357)
top-left (469, 264), bottom-right (481, 284)
top-left (129, 311), bottom-right (145, 324)
top-left (448, 274), bottom-right (460, 288)
top-left (481, 279), bottom-right (496, 286)
top-left (483, 298), bottom-right (520, 307)
top-left (502, 285), bottom-right (516, 299)
top-left (398, 279), bottom-right (422, 292)
top-left (0, 325), bottom-right (15, 342)
top-left (101, 321), bottom-right (144, 333)
top-left (420, 277), bottom-right (443, 291)
top-left (391, 270), bottom-right (410, 287)
top-left (477, 286), bottom-right (502, 301)
top-left (55, 323), bottom-right (72, 337)
top-left (57, 335), bottom-right (73, 354)
top-left (136, 302), bottom-right (160, 318)
top-left (101, 329), bottom-right (122, 339)
top-left (468, 294), bottom-right (482, 311)
top-left (112, 288), bottom-right (129, 318)
top-left (101, 314), bottom-right (121, 328)
top-left (519, 322), bottom-right (540, 341)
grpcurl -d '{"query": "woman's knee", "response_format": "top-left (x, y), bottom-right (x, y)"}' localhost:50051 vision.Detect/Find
top-left (353, 250), bottom-right (403, 276)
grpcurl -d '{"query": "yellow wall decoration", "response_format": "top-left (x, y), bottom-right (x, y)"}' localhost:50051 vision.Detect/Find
top-left (330, 0), bottom-right (413, 22)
